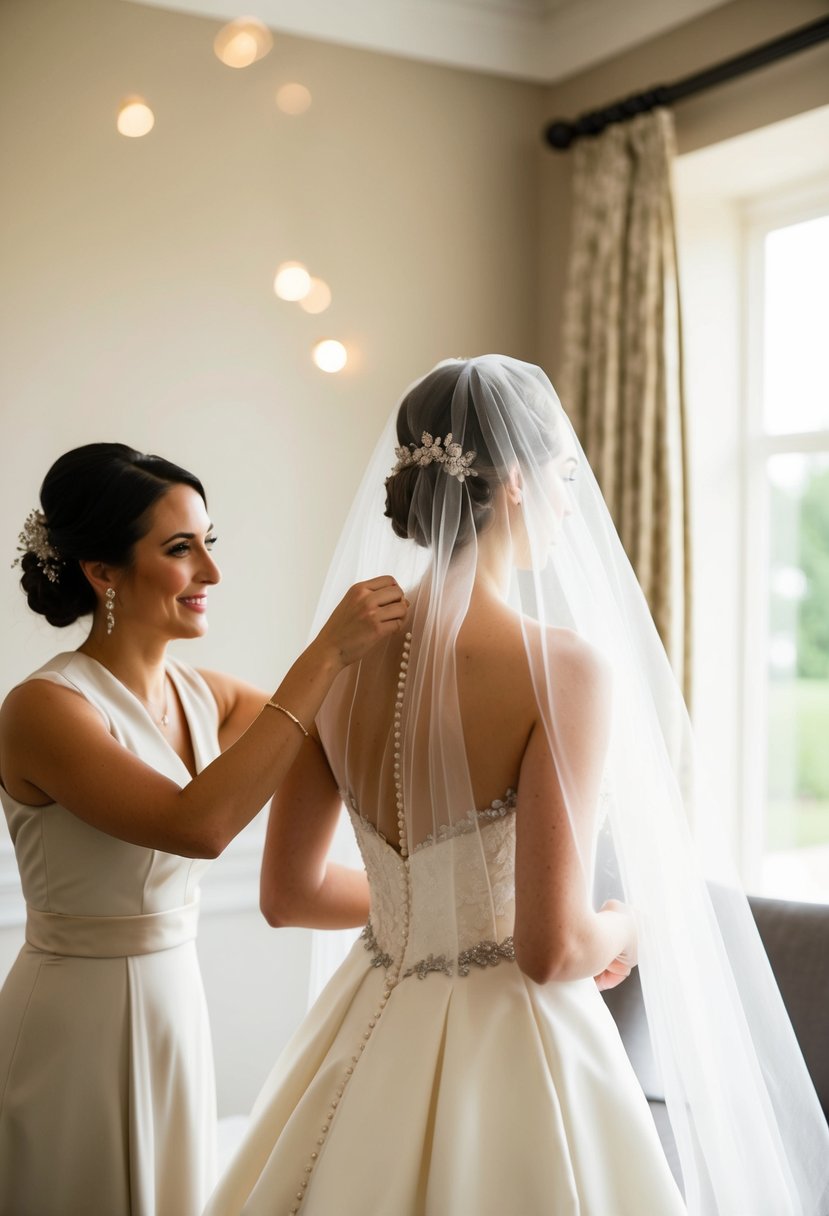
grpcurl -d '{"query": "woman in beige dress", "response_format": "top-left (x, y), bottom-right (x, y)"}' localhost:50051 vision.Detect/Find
top-left (0, 442), bottom-right (405, 1216)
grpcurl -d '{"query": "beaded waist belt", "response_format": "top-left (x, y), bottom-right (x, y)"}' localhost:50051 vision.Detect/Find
top-left (360, 919), bottom-right (515, 980)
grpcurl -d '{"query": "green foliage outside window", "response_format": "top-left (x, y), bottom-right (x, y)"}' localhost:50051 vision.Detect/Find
top-left (767, 462), bottom-right (829, 838)
top-left (797, 467), bottom-right (829, 680)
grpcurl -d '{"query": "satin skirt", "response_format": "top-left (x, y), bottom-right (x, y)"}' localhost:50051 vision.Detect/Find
top-left (0, 909), bottom-right (216, 1216)
top-left (205, 940), bottom-right (685, 1216)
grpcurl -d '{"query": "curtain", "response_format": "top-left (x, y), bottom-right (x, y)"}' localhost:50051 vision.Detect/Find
top-left (560, 108), bottom-right (691, 703)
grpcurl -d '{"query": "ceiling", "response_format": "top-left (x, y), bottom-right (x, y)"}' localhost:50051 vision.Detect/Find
top-left (126, 0), bottom-right (734, 83)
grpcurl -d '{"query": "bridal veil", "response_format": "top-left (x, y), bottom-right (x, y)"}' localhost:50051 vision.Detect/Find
top-left (307, 354), bottom-right (829, 1215)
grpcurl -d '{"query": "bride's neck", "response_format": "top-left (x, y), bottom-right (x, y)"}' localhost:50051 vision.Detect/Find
top-left (472, 511), bottom-right (514, 600)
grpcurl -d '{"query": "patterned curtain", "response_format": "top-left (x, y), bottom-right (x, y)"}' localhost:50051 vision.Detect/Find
top-left (560, 108), bottom-right (691, 703)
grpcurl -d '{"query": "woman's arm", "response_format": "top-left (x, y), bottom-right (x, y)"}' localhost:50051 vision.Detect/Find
top-left (197, 667), bottom-right (272, 750)
top-left (0, 578), bottom-right (405, 859)
top-left (513, 633), bottom-right (636, 985)
top-left (259, 733), bottom-right (369, 930)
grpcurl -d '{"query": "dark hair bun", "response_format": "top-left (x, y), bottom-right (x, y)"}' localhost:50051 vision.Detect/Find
top-left (19, 550), bottom-right (96, 627)
top-left (384, 465), bottom-right (422, 543)
top-left (19, 443), bottom-right (206, 628)
top-left (384, 461), bottom-right (494, 549)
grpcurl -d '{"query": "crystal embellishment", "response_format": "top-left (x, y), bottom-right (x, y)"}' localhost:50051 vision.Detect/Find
top-left (11, 509), bottom-right (63, 584)
top-left (404, 954), bottom-right (453, 981)
top-left (411, 789), bottom-right (517, 854)
top-left (360, 920), bottom-right (393, 971)
top-left (344, 788), bottom-right (517, 858)
top-left (362, 920), bottom-right (516, 983)
top-left (457, 936), bottom-right (515, 976)
top-left (390, 432), bottom-right (478, 482)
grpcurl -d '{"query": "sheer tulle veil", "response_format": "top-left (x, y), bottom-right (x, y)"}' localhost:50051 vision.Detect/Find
top-left (307, 354), bottom-right (829, 1215)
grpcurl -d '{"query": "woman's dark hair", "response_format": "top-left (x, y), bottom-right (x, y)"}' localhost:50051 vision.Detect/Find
top-left (384, 359), bottom-right (559, 549)
top-left (19, 443), bottom-right (206, 627)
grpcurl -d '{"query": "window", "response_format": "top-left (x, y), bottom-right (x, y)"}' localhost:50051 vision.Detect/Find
top-left (742, 193), bottom-right (829, 901)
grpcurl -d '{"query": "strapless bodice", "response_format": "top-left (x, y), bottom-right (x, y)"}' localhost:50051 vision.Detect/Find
top-left (345, 790), bottom-right (517, 980)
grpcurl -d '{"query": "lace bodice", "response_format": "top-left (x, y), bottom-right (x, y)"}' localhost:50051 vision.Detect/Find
top-left (345, 790), bottom-right (517, 978)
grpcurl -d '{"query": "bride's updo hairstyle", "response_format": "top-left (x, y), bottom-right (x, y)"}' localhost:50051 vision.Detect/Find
top-left (384, 357), bottom-right (561, 549)
top-left (18, 443), bottom-right (206, 627)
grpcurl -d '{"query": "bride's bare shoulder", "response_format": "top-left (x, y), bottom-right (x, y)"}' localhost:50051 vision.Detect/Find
top-left (510, 615), bottom-right (612, 692)
top-left (457, 599), bottom-right (611, 701)
top-left (462, 605), bottom-right (607, 689)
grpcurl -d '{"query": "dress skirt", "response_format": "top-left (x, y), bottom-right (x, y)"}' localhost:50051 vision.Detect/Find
top-left (205, 940), bottom-right (685, 1216)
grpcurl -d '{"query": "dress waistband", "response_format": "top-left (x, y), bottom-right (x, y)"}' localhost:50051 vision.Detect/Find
top-left (25, 898), bottom-right (200, 958)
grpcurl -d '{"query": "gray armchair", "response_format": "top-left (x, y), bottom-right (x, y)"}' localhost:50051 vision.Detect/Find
top-left (603, 894), bottom-right (829, 1190)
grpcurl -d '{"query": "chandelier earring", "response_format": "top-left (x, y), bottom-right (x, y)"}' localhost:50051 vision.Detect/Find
top-left (105, 587), bottom-right (116, 635)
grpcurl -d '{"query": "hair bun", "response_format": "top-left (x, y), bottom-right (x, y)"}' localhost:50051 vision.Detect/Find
top-left (19, 551), bottom-right (95, 627)
top-left (384, 465), bottom-right (425, 544)
top-left (384, 459), bottom-right (494, 550)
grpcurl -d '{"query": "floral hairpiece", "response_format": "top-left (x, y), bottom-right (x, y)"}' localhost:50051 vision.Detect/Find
top-left (11, 509), bottom-right (63, 583)
top-left (391, 433), bottom-right (478, 483)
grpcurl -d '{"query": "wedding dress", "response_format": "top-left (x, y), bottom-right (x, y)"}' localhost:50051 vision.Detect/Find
top-left (208, 355), bottom-right (829, 1216)
top-left (205, 658), bottom-right (685, 1215)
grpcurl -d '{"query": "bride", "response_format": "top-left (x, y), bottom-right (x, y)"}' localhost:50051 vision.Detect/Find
top-left (206, 356), bottom-right (829, 1215)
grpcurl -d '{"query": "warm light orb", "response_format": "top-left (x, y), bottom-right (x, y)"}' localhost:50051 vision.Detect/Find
top-left (116, 97), bottom-right (155, 138)
top-left (276, 83), bottom-right (312, 115)
top-left (223, 30), bottom-right (258, 68)
top-left (299, 277), bottom-right (332, 315)
top-left (274, 261), bottom-right (311, 301)
top-left (313, 340), bottom-right (348, 374)
top-left (214, 18), bottom-right (273, 69)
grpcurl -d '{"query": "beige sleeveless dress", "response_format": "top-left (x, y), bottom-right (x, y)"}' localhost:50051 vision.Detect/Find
top-left (0, 651), bottom-right (221, 1216)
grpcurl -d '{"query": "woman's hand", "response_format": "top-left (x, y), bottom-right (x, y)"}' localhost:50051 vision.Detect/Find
top-left (594, 955), bottom-right (634, 991)
top-left (316, 576), bottom-right (408, 668)
top-left (594, 898), bottom-right (638, 991)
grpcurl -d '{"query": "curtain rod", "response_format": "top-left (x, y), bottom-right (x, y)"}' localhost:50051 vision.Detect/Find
top-left (544, 14), bottom-right (829, 151)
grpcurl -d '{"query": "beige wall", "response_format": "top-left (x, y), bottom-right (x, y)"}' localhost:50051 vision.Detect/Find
top-left (539, 0), bottom-right (829, 374)
top-left (0, 0), bottom-right (543, 697)
top-left (0, 0), bottom-right (542, 1116)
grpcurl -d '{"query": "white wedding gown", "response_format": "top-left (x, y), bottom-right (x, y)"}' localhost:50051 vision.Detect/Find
top-left (206, 789), bottom-right (685, 1215)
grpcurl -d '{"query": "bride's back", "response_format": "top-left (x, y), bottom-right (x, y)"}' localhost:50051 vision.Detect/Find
top-left (318, 589), bottom-right (539, 853)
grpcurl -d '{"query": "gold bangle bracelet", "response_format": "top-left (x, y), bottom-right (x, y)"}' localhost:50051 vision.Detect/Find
top-left (265, 699), bottom-right (310, 738)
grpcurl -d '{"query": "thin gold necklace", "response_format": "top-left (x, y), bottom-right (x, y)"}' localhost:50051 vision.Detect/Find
top-left (136, 679), bottom-right (170, 728)
top-left (127, 675), bottom-right (171, 728)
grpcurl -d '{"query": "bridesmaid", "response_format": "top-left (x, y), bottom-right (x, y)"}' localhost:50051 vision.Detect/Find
top-left (0, 443), bottom-right (400, 1216)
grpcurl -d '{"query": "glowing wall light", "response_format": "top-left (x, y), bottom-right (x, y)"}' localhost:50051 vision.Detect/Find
top-left (214, 18), bottom-right (273, 69)
top-left (116, 97), bottom-right (155, 138)
top-left (299, 278), bottom-right (332, 315)
top-left (274, 261), bottom-right (311, 301)
top-left (313, 340), bottom-right (348, 374)
top-left (276, 83), bottom-right (312, 115)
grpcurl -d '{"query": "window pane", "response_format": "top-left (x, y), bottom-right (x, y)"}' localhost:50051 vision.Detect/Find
top-left (764, 452), bottom-right (829, 898)
top-left (763, 214), bottom-right (829, 435)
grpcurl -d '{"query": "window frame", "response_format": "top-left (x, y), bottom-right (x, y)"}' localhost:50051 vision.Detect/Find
top-left (739, 180), bottom-right (829, 892)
